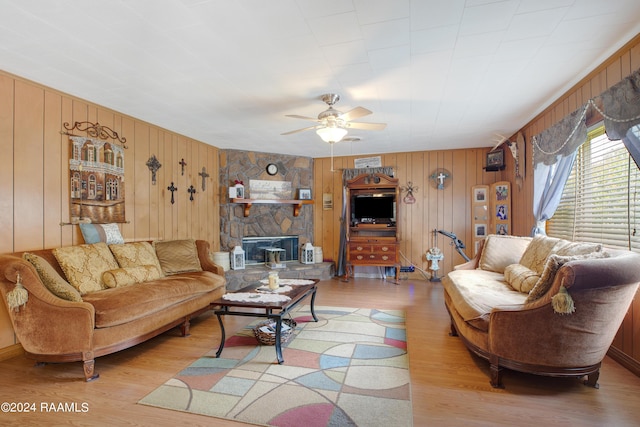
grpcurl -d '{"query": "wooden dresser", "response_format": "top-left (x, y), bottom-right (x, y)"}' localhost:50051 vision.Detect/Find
top-left (345, 173), bottom-right (400, 280)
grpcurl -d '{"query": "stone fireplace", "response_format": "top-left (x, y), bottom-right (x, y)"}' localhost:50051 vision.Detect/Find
top-left (219, 149), bottom-right (314, 253)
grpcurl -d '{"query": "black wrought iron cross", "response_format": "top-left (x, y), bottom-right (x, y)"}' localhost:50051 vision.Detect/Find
top-left (179, 158), bottom-right (187, 176)
top-left (198, 167), bottom-right (210, 191)
top-left (167, 182), bottom-right (177, 204)
top-left (188, 185), bottom-right (196, 202)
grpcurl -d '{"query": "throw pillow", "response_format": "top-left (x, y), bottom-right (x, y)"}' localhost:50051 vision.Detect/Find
top-left (79, 223), bottom-right (125, 245)
top-left (153, 239), bottom-right (203, 276)
top-left (525, 251), bottom-right (610, 303)
top-left (504, 263), bottom-right (540, 293)
top-left (555, 242), bottom-right (603, 256)
top-left (518, 235), bottom-right (562, 274)
top-left (478, 234), bottom-right (532, 274)
top-left (102, 265), bottom-right (162, 288)
top-left (53, 242), bottom-right (120, 295)
top-left (22, 253), bottom-right (83, 302)
top-left (525, 255), bottom-right (565, 303)
top-left (109, 242), bottom-right (163, 277)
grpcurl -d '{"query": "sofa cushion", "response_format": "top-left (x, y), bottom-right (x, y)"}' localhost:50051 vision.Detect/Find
top-left (525, 251), bottom-right (610, 303)
top-left (504, 263), bottom-right (540, 293)
top-left (109, 242), bottom-right (163, 277)
top-left (79, 223), bottom-right (125, 245)
top-left (443, 269), bottom-right (528, 321)
top-left (22, 252), bottom-right (83, 302)
top-left (478, 235), bottom-right (532, 273)
top-left (53, 242), bottom-right (120, 295)
top-left (153, 239), bottom-right (203, 276)
top-left (102, 266), bottom-right (162, 288)
top-left (519, 235), bottom-right (563, 274)
top-left (81, 271), bottom-right (225, 328)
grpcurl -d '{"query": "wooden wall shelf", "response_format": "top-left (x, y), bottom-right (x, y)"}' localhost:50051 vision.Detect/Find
top-left (231, 198), bottom-right (313, 217)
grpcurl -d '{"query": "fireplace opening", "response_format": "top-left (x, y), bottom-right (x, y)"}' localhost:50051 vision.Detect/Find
top-left (242, 236), bottom-right (299, 264)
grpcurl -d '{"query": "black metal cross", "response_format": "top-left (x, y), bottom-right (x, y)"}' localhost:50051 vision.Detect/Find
top-left (167, 182), bottom-right (177, 204)
top-left (188, 185), bottom-right (196, 202)
top-left (179, 158), bottom-right (187, 176)
top-left (198, 167), bottom-right (210, 191)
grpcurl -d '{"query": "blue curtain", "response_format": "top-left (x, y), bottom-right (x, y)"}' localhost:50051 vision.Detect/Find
top-left (531, 106), bottom-right (588, 235)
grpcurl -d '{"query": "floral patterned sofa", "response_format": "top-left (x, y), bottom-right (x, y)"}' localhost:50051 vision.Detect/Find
top-left (442, 234), bottom-right (640, 388)
top-left (0, 239), bottom-right (226, 381)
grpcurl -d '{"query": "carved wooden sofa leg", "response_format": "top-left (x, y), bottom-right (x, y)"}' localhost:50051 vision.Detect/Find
top-left (83, 352), bottom-right (99, 382)
top-left (489, 355), bottom-right (504, 388)
top-left (180, 317), bottom-right (191, 337)
top-left (584, 370), bottom-right (600, 389)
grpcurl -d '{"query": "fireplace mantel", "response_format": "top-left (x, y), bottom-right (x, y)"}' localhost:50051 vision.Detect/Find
top-left (231, 198), bottom-right (313, 217)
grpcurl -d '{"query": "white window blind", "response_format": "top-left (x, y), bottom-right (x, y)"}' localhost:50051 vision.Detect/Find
top-left (547, 124), bottom-right (640, 252)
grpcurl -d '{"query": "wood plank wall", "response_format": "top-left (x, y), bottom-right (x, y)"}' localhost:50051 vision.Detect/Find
top-left (0, 71), bottom-right (220, 349)
top-left (313, 33), bottom-right (640, 373)
top-left (313, 149), bottom-right (505, 278)
top-left (513, 34), bottom-right (640, 373)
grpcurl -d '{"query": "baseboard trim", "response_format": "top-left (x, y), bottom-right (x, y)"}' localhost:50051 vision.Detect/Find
top-left (608, 346), bottom-right (640, 377)
top-left (0, 343), bottom-right (24, 362)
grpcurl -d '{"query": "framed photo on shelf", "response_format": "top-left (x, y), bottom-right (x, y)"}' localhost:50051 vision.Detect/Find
top-left (473, 187), bottom-right (487, 202)
top-left (485, 149), bottom-right (505, 171)
top-left (298, 188), bottom-right (312, 200)
top-left (496, 204), bottom-right (508, 220)
top-left (475, 224), bottom-right (486, 238)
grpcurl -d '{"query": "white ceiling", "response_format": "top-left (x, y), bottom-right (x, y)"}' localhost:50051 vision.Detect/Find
top-left (1, 0), bottom-right (640, 158)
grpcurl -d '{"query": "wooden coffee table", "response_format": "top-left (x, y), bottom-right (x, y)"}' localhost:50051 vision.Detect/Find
top-left (211, 279), bottom-right (319, 364)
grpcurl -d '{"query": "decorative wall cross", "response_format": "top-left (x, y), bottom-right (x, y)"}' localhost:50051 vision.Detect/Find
top-left (146, 155), bottom-right (162, 185)
top-left (188, 185), bottom-right (196, 202)
top-left (198, 167), bottom-right (210, 191)
top-left (167, 182), bottom-right (177, 204)
top-left (179, 158), bottom-right (187, 176)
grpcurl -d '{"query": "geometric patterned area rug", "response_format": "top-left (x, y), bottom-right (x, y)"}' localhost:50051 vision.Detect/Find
top-left (139, 305), bottom-right (412, 426)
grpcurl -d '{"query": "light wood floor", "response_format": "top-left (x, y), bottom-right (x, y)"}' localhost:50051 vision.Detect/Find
top-left (1, 277), bottom-right (639, 426)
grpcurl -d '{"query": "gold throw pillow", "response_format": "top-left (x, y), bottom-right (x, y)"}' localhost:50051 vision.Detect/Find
top-left (153, 239), bottom-right (203, 276)
top-left (53, 242), bottom-right (119, 295)
top-left (102, 265), bottom-right (162, 288)
top-left (23, 252), bottom-right (83, 302)
top-left (109, 242), bottom-right (163, 277)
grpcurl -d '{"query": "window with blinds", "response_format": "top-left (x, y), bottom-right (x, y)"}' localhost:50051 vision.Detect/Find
top-left (547, 124), bottom-right (640, 252)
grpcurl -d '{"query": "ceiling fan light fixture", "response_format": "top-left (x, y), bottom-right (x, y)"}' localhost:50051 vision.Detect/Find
top-left (316, 126), bottom-right (347, 143)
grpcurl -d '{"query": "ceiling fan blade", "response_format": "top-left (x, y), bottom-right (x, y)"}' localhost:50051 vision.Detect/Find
top-left (285, 114), bottom-right (320, 121)
top-left (339, 106), bottom-right (372, 121)
top-left (281, 125), bottom-right (320, 135)
top-left (347, 122), bottom-right (387, 131)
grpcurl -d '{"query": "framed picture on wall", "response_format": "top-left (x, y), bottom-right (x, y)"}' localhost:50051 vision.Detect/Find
top-left (475, 224), bottom-right (486, 237)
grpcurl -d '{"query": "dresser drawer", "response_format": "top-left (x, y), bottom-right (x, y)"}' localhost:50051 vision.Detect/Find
top-left (348, 242), bottom-right (398, 263)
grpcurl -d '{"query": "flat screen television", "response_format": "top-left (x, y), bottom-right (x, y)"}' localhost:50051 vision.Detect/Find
top-left (352, 194), bottom-right (395, 223)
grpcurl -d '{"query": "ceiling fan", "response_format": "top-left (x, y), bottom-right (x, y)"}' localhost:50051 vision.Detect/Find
top-left (281, 93), bottom-right (386, 143)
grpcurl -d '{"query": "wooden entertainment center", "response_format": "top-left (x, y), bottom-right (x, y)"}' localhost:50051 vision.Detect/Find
top-left (345, 173), bottom-right (400, 280)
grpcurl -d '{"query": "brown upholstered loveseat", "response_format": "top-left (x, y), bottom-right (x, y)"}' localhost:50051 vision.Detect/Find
top-left (442, 234), bottom-right (640, 388)
top-left (0, 239), bottom-right (226, 381)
